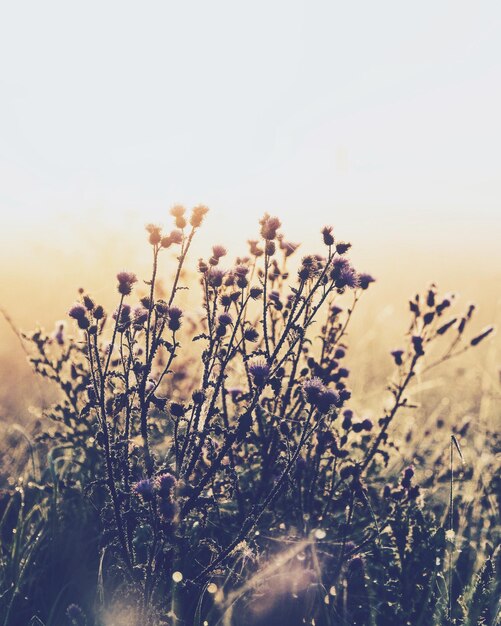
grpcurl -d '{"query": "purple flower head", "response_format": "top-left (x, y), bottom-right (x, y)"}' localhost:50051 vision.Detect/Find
top-left (322, 226), bottom-right (335, 246)
top-left (470, 326), bottom-right (495, 347)
top-left (192, 389), bottom-right (206, 404)
top-left (168, 306), bottom-right (183, 320)
top-left (358, 273), bottom-right (375, 290)
top-left (250, 287), bottom-right (263, 299)
top-left (316, 389), bottom-right (340, 414)
top-left (244, 327), bottom-right (259, 342)
top-left (336, 241), bottom-right (351, 255)
top-left (116, 271), bottom-right (138, 296)
top-left (207, 268), bottom-right (225, 288)
top-left (134, 478), bottom-right (154, 501)
top-left (155, 473), bottom-right (177, 496)
top-left (336, 265), bottom-right (359, 290)
top-left (248, 357), bottom-right (270, 387)
top-left (302, 377), bottom-right (325, 404)
top-left (412, 335), bottom-right (424, 356)
top-left (391, 349), bottom-right (404, 366)
top-left (69, 304), bottom-right (87, 321)
top-left (212, 244), bottom-right (227, 259)
top-left (170, 402), bottom-right (186, 418)
top-left (218, 312), bottom-right (233, 326)
top-left (248, 239), bottom-right (264, 257)
top-left (260, 214), bottom-right (282, 240)
top-left (133, 306), bottom-right (148, 325)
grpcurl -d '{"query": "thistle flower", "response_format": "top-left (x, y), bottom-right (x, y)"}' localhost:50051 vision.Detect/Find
top-left (93, 305), bottom-right (104, 320)
top-left (412, 335), bottom-right (424, 356)
top-left (250, 287), bottom-right (263, 299)
top-left (302, 377), bottom-right (325, 404)
top-left (358, 273), bottom-right (375, 290)
top-left (218, 312), bottom-right (233, 326)
top-left (316, 389), bottom-right (340, 414)
top-left (69, 304), bottom-right (87, 321)
top-left (192, 389), bottom-right (206, 404)
top-left (134, 478), bottom-right (154, 501)
top-left (437, 318), bottom-right (457, 335)
top-left (146, 224), bottom-right (162, 245)
top-left (170, 204), bottom-right (186, 218)
top-left (322, 226), bottom-right (335, 246)
top-left (336, 241), bottom-right (351, 254)
top-left (244, 327), bottom-right (259, 342)
top-left (116, 271), bottom-right (138, 296)
top-left (207, 268), bottom-right (225, 288)
top-left (470, 326), bottom-right (494, 346)
top-left (248, 357), bottom-right (270, 387)
top-left (133, 307), bottom-right (148, 325)
top-left (391, 349), bottom-right (404, 366)
top-left (259, 214), bottom-right (281, 241)
top-left (190, 204), bottom-right (209, 227)
top-left (155, 472), bottom-right (177, 496)
top-left (168, 306), bottom-right (183, 331)
top-left (248, 239), bottom-right (264, 257)
top-left (336, 265), bottom-right (359, 289)
top-left (212, 244), bottom-right (227, 259)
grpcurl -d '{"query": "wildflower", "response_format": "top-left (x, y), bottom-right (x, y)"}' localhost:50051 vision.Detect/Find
top-left (358, 273), bottom-right (375, 290)
top-left (250, 287), bottom-right (263, 299)
top-left (133, 307), bottom-right (148, 325)
top-left (302, 377), bottom-right (325, 404)
top-left (260, 214), bottom-right (281, 240)
top-left (248, 357), bottom-right (270, 387)
top-left (83, 295), bottom-right (94, 310)
top-left (146, 224), bottom-right (162, 245)
top-left (244, 328), bottom-right (259, 342)
top-left (192, 389), bottom-right (206, 404)
top-left (361, 418), bottom-right (373, 431)
top-left (116, 271), bottom-right (138, 296)
top-left (336, 241), bottom-right (351, 254)
top-left (155, 472), bottom-right (177, 496)
top-left (170, 204), bottom-right (186, 218)
top-left (248, 239), bottom-right (264, 257)
top-left (169, 402), bottom-right (186, 417)
top-left (93, 305), bottom-right (104, 320)
top-left (134, 478), bottom-right (154, 501)
top-left (391, 349), bottom-right (404, 366)
top-left (207, 268), bottom-right (225, 288)
top-left (337, 265), bottom-right (359, 290)
top-left (218, 312), bottom-right (233, 326)
top-left (265, 240), bottom-right (276, 256)
top-left (190, 204), bottom-right (209, 227)
top-left (168, 306), bottom-right (183, 331)
top-left (470, 326), bottom-right (494, 346)
top-left (412, 335), bottom-right (424, 356)
top-left (212, 244), bottom-right (227, 259)
top-left (298, 255), bottom-right (320, 281)
top-left (278, 236), bottom-right (300, 257)
top-left (69, 304), bottom-right (87, 321)
top-left (322, 226), bottom-right (335, 246)
top-left (437, 318), bottom-right (457, 335)
top-left (436, 298), bottom-right (452, 315)
top-left (316, 389), bottom-right (340, 414)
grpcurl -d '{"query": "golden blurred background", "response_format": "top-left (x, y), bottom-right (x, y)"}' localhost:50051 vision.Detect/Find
top-left (1, 2), bottom-right (500, 423)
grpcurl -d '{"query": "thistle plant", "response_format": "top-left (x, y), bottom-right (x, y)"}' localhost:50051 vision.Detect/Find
top-left (13, 206), bottom-right (496, 625)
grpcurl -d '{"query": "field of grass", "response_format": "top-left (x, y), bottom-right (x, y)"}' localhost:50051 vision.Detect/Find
top-left (0, 208), bottom-right (499, 626)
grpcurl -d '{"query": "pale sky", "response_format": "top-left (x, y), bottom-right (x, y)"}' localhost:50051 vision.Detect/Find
top-left (1, 1), bottom-right (500, 256)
